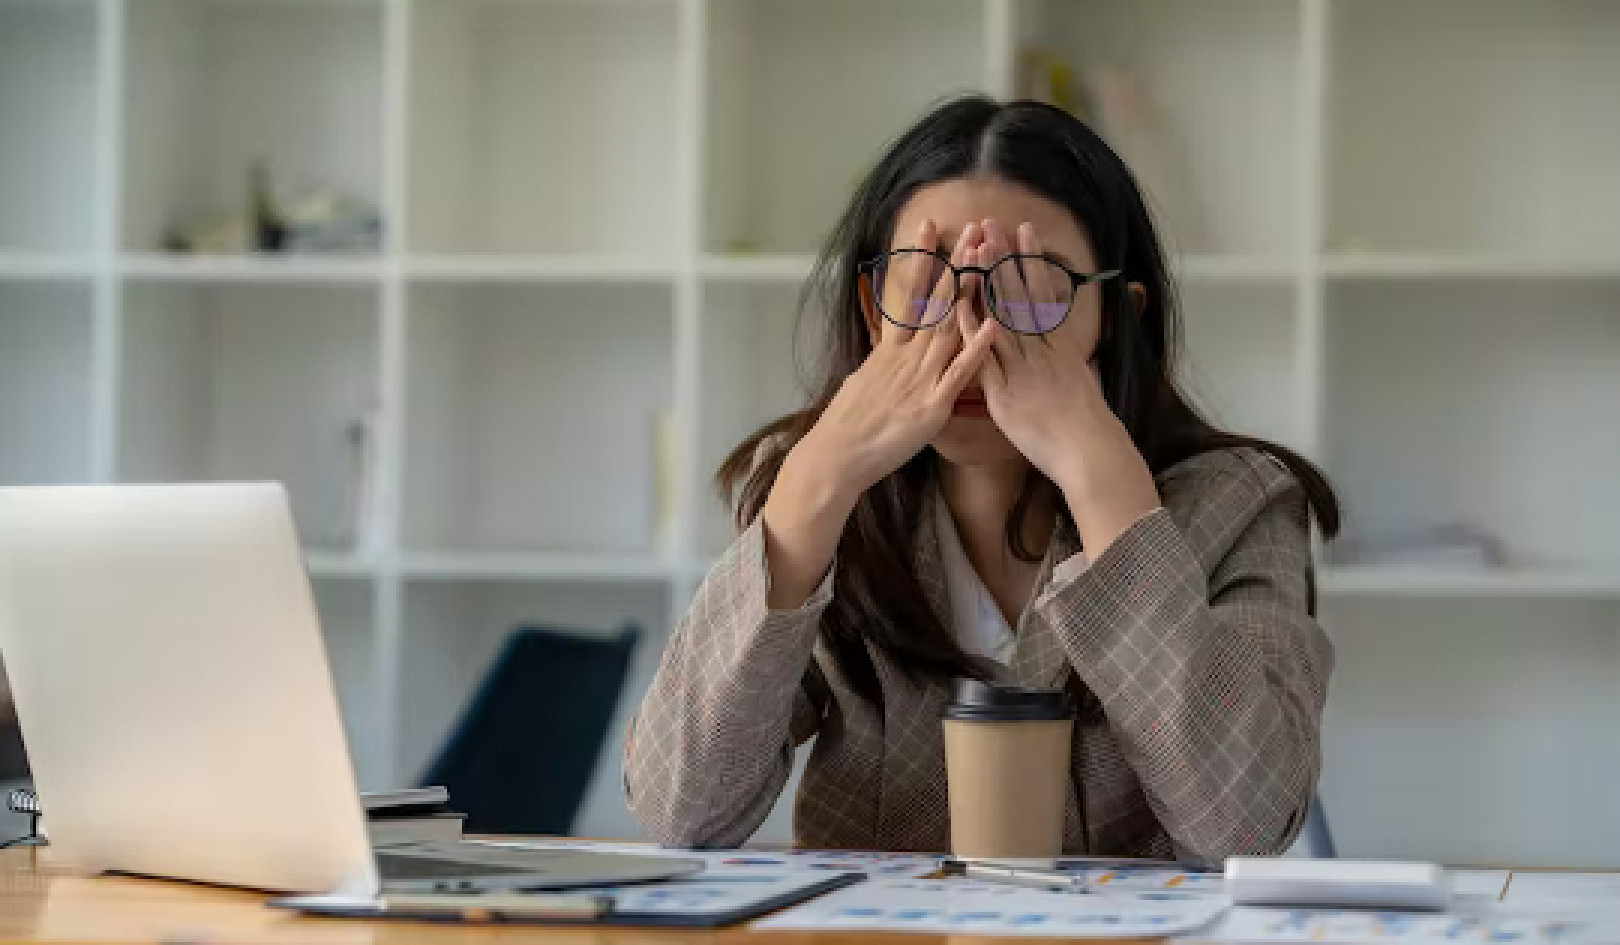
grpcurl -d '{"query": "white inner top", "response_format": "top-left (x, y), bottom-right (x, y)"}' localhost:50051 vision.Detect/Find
top-left (933, 495), bottom-right (1016, 666)
top-left (933, 494), bottom-right (1093, 667)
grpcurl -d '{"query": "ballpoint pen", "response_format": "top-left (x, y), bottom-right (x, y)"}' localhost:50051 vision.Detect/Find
top-left (941, 856), bottom-right (1215, 893)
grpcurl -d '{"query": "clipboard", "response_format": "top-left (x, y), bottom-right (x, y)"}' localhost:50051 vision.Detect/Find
top-left (271, 869), bottom-right (866, 928)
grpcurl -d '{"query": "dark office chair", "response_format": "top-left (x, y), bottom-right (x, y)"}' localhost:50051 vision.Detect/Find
top-left (420, 623), bottom-right (640, 835)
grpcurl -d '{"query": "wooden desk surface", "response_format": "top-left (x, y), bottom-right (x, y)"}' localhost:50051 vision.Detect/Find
top-left (0, 847), bottom-right (1149, 945)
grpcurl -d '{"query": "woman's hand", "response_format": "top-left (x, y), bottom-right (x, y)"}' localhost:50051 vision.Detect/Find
top-left (966, 219), bottom-right (1161, 557)
top-left (760, 220), bottom-right (998, 609)
top-left (807, 220), bottom-right (999, 496)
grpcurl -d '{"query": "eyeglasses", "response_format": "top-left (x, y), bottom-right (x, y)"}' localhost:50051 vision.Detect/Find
top-left (858, 248), bottom-right (1121, 335)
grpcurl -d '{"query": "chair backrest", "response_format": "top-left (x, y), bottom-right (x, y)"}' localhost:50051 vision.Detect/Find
top-left (420, 623), bottom-right (640, 835)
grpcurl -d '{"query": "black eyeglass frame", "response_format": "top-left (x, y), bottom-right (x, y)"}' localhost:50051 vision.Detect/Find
top-left (857, 248), bottom-right (1122, 335)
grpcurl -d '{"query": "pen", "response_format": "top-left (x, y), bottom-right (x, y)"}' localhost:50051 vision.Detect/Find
top-left (958, 861), bottom-right (1091, 892)
top-left (379, 892), bottom-right (613, 921)
top-left (941, 856), bottom-right (1218, 892)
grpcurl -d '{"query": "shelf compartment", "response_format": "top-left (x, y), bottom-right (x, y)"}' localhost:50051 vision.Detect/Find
top-left (1325, 279), bottom-right (1620, 574)
top-left (120, 253), bottom-right (384, 285)
top-left (400, 551), bottom-right (673, 583)
top-left (403, 282), bottom-right (674, 556)
top-left (305, 550), bottom-right (376, 580)
top-left (1173, 255), bottom-right (1296, 285)
top-left (1324, 253), bottom-right (1620, 281)
top-left (1319, 565), bottom-right (1620, 600)
top-left (398, 578), bottom-right (669, 837)
top-left (1174, 282), bottom-right (1304, 452)
top-left (696, 281), bottom-right (808, 556)
top-left (117, 283), bottom-right (382, 552)
top-left (1014, 0), bottom-right (1304, 259)
top-left (0, 281), bottom-right (96, 485)
top-left (0, 1), bottom-right (98, 255)
top-left (0, 255), bottom-right (98, 281)
top-left (1320, 597), bottom-right (1620, 866)
top-left (408, 0), bottom-right (681, 255)
top-left (406, 255), bottom-right (677, 284)
top-left (1327, 0), bottom-right (1620, 259)
top-left (122, 0), bottom-right (384, 254)
top-left (313, 577), bottom-right (384, 790)
top-left (699, 253), bottom-right (816, 284)
top-left (703, 0), bottom-right (985, 256)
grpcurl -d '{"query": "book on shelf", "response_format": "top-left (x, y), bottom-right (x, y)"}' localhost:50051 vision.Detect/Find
top-left (362, 785), bottom-right (465, 845)
top-left (368, 811), bottom-right (467, 846)
top-left (361, 785), bottom-right (449, 816)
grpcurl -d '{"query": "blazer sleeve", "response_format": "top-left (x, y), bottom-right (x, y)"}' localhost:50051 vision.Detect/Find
top-left (624, 514), bottom-right (833, 848)
top-left (1033, 453), bottom-right (1334, 864)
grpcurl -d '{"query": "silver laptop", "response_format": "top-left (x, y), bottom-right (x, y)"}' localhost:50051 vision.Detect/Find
top-left (0, 482), bottom-right (701, 896)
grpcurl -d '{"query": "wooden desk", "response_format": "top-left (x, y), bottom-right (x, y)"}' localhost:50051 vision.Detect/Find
top-left (0, 847), bottom-right (1144, 944)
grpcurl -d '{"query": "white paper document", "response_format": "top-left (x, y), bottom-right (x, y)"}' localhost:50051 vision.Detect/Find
top-left (1078, 865), bottom-right (1228, 894)
top-left (1503, 872), bottom-right (1620, 907)
top-left (1450, 869), bottom-right (1511, 903)
top-left (474, 838), bottom-right (946, 878)
top-left (755, 876), bottom-right (1229, 937)
top-left (1183, 905), bottom-right (1620, 944)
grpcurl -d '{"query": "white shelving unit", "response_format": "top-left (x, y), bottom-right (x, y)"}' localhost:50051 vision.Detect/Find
top-left (1, 0), bottom-right (1615, 860)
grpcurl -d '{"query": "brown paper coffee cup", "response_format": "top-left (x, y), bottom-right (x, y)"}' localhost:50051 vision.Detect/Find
top-left (942, 679), bottom-right (1074, 860)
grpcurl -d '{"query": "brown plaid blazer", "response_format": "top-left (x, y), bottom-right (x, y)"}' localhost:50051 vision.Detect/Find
top-left (625, 447), bottom-right (1333, 864)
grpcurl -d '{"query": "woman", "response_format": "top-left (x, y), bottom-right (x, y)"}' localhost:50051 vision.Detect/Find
top-left (625, 96), bottom-right (1338, 863)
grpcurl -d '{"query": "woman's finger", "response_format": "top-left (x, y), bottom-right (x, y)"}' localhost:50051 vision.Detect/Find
top-left (920, 291), bottom-right (964, 378)
top-left (861, 270), bottom-right (898, 349)
top-left (881, 219), bottom-right (938, 343)
top-left (989, 220), bottom-right (1036, 335)
top-left (1017, 222), bottom-right (1064, 337)
top-left (919, 221), bottom-right (983, 371)
top-left (979, 226), bottom-right (1028, 364)
top-left (955, 220), bottom-right (984, 310)
top-left (1017, 222), bottom-right (1089, 358)
top-left (904, 220), bottom-right (958, 338)
top-left (938, 309), bottom-right (1000, 400)
top-left (969, 301), bottom-right (1008, 396)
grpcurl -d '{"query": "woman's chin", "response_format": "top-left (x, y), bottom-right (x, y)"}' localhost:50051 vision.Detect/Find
top-left (932, 415), bottom-right (1022, 467)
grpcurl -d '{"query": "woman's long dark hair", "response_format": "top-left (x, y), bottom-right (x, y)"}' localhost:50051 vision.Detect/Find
top-left (717, 96), bottom-right (1339, 696)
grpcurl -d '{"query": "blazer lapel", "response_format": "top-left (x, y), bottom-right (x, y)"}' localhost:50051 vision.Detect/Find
top-left (1004, 521), bottom-right (1083, 691)
top-left (916, 478), bottom-right (953, 629)
top-left (1006, 519), bottom-right (1088, 852)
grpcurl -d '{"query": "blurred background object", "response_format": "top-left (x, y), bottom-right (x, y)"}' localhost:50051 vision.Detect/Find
top-left (421, 624), bottom-right (641, 836)
top-left (158, 161), bottom-right (383, 256)
top-left (0, 0), bottom-right (1616, 864)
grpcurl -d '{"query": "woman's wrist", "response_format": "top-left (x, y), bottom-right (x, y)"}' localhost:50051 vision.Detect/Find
top-left (776, 429), bottom-right (865, 520)
top-left (771, 437), bottom-right (861, 531)
top-left (758, 433), bottom-right (862, 610)
top-left (1051, 436), bottom-right (1161, 557)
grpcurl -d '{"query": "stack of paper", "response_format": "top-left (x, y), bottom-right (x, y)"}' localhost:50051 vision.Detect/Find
top-left (1185, 906), bottom-right (1620, 944)
top-left (756, 874), bottom-right (1230, 938)
top-left (1502, 872), bottom-right (1620, 908)
top-left (1184, 870), bottom-right (1620, 945)
top-left (468, 839), bottom-right (1620, 942)
top-left (473, 839), bottom-right (946, 878)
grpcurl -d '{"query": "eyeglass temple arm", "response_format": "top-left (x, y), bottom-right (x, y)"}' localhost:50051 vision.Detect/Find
top-left (1075, 268), bottom-right (1123, 286)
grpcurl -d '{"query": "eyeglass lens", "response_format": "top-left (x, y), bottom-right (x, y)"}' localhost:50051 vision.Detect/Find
top-left (872, 251), bottom-right (1074, 333)
top-left (873, 250), bottom-right (956, 328)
